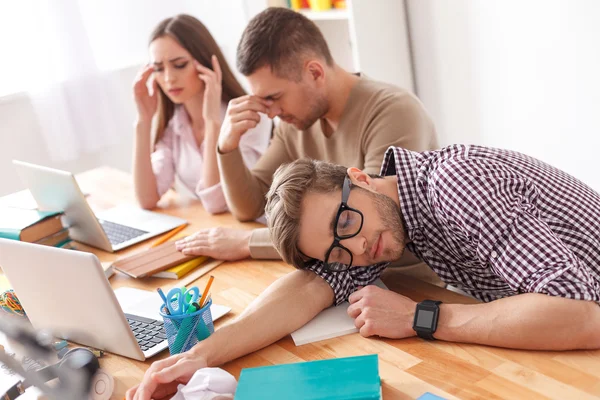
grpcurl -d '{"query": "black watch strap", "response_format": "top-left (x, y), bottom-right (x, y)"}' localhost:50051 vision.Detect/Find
top-left (414, 300), bottom-right (442, 340)
top-left (416, 329), bottom-right (436, 341)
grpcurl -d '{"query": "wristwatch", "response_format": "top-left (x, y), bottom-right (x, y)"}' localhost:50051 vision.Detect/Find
top-left (412, 300), bottom-right (442, 340)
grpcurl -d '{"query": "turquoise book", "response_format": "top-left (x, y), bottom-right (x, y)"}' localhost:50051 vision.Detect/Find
top-left (0, 207), bottom-right (63, 243)
top-left (235, 354), bottom-right (381, 400)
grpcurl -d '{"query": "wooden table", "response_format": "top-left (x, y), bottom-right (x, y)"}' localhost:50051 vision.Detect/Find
top-left (2, 167), bottom-right (600, 400)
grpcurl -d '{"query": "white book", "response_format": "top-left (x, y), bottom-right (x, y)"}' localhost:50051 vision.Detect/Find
top-left (291, 279), bottom-right (388, 346)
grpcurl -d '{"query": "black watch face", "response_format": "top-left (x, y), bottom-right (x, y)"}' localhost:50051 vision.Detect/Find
top-left (415, 309), bottom-right (435, 328)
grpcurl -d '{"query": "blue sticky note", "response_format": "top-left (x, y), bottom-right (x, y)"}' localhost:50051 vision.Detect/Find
top-left (417, 393), bottom-right (447, 400)
top-left (235, 354), bottom-right (380, 400)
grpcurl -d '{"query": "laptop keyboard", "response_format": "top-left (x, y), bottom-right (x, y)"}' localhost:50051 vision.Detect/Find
top-left (124, 313), bottom-right (166, 352)
top-left (99, 220), bottom-right (148, 245)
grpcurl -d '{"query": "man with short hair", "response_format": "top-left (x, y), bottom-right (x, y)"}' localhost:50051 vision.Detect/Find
top-left (174, 7), bottom-right (440, 287)
top-left (126, 144), bottom-right (600, 400)
top-left (264, 145), bottom-right (600, 348)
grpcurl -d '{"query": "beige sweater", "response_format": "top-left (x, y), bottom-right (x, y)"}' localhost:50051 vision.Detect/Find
top-left (218, 76), bottom-right (438, 259)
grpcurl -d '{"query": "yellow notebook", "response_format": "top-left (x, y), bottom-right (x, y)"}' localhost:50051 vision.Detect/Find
top-left (151, 256), bottom-right (207, 279)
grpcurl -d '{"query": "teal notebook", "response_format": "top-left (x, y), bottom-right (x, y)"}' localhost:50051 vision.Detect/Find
top-left (0, 207), bottom-right (62, 241)
top-left (235, 354), bottom-right (381, 400)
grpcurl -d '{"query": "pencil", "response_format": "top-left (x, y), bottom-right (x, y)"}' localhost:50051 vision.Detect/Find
top-left (150, 224), bottom-right (187, 248)
top-left (199, 275), bottom-right (215, 308)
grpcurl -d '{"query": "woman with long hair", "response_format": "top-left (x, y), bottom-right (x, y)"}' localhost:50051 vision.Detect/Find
top-left (132, 14), bottom-right (271, 213)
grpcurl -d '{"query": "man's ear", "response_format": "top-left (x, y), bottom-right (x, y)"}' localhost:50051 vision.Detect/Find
top-left (305, 60), bottom-right (325, 85)
top-left (347, 167), bottom-right (377, 192)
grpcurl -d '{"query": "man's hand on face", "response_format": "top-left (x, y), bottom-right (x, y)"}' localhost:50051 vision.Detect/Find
top-left (175, 227), bottom-right (252, 261)
top-left (347, 285), bottom-right (417, 339)
top-left (125, 351), bottom-right (207, 400)
top-left (218, 95), bottom-right (272, 153)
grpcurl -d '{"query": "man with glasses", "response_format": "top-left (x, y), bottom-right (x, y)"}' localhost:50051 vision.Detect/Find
top-left (264, 144), bottom-right (600, 349)
top-left (127, 144), bottom-right (600, 399)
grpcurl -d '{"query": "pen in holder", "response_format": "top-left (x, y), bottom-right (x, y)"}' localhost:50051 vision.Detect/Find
top-left (159, 299), bottom-right (214, 355)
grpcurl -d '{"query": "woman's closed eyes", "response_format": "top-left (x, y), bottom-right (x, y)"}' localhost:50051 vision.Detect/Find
top-left (152, 60), bottom-right (189, 73)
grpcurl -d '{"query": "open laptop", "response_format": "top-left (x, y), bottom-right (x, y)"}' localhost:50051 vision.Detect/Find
top-left (0, 239), bottom-right (230, 361)
top-left (12, 160), bottom-right (187, 252)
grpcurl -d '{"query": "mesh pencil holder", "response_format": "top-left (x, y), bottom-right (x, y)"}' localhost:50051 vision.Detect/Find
top-left (159, 299), bottom-right (214, 355)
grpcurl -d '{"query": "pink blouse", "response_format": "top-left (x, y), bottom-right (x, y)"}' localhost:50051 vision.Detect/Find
top-left (151, 104), bottom-right (271, 213)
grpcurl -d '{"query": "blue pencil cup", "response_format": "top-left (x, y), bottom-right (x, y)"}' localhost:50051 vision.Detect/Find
top-left (159, 299), bottom-right (214, 355)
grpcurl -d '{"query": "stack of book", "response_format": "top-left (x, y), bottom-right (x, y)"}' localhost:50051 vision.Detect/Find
top-left (0, 207), bottom-right (73, 249)
top-left (235, 354), bottom-right (381, 399)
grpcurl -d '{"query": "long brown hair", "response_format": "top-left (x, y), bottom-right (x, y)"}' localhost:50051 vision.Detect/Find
top-left (150, 14), bottom-right (247, 145)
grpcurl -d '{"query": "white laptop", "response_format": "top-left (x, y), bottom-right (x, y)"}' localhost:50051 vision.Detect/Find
top-left (12, 160), bottom-right (187, 252)
top-left (0, 239), bottom-right (231, 361)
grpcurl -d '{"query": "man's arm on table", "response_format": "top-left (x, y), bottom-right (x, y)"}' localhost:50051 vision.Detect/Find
top-left (349, 285), bottom-right (600, 350)
top-left (437, 293), bottom-right (600, 350)
top-left (127, 270), bottom-right (333, 400)
top-left (175, 125), bottom-right (291, 260)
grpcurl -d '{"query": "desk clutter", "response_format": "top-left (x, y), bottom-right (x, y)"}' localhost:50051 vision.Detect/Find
top-left (166, 355), bottom-right (383, 399)
top-left (0, 207), bottom-right (73, 249)
top-left (158, 278), bottom-right (215, 355)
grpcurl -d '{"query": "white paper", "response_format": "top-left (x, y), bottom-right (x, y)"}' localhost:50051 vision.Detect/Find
top-left (291, 279), bottom-right (388, 346)
top-left (170, 368), bottom-right (236, 400)
top-left (114, 287), bottom-right (231, 322)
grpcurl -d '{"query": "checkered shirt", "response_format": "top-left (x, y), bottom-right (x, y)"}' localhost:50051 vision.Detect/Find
top-left (305, 145), bottom-right (600, 306)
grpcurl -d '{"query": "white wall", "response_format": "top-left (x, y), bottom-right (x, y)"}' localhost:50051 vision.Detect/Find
top-left (0, 67), bottom-right (138, 197)
top-left (0, 0), bottom-right (251, 197)
top-left (408, 0), bottom-right (600, 191)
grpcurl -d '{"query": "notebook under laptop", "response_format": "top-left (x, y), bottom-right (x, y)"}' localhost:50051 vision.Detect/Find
top-left (0, 239), bottom-right (230, 361)
top-left (12, 160), bottom-right (187, 252)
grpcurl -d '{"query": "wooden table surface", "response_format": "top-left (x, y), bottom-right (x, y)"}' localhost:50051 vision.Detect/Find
top-left (2, 167), bottom-right (599, 400)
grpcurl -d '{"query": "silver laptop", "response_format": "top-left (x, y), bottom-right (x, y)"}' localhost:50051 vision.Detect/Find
top-left (0, 239), bottom-right (167, 360)
top-left (12, 160), bottom-right (187, 252)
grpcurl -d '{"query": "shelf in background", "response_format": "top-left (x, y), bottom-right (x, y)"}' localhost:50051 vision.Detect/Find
top-left (297, 8), bottom-right (349, 21)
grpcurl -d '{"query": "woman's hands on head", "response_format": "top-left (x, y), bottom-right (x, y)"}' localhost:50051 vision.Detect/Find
top-left (195, 55), bottom-right (223, 125)
top-left (133, 65), bottom-right (159, 125)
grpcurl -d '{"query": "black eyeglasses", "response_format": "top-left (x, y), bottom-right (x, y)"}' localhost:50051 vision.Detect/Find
top-left (324, 176), bottom-right (364, 272)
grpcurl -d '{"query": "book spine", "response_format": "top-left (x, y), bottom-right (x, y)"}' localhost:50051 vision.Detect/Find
top-left (0, 229), bottom-right (22, 241)
top-left (55, 238), bottom-right (73, 248)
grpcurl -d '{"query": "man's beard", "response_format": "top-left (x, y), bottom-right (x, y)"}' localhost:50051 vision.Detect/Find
top-left (369, 190), bottom-right (406, 263)
top-left (294, 93), bottom-right (328, 131)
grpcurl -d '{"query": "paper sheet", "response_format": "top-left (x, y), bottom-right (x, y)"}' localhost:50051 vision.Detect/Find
top-left (114, 287), bottom-right (231, 322)
top-left (291, 279), bottom-right (388, 346)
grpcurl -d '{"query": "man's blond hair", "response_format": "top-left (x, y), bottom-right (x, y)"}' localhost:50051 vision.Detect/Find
top-left (265, 159), bottom-right (347, 269)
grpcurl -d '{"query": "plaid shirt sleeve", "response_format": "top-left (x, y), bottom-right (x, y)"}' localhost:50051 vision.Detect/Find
top-left (491, 210), bottom-right (600, 303)
top-left (431, 157), bottom-right (600, 304)
top-left (304, 261), bottom-right (388, 306)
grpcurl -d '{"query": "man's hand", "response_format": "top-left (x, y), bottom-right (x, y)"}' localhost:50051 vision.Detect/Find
top-left (175, 227), bottom-right (252, 261)
top-left (347, 285), bottom-right (417, 339)
top-left (125, 351), bottom-right (207, 400)
top-left (218, 95), bottom-right (272, 153)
